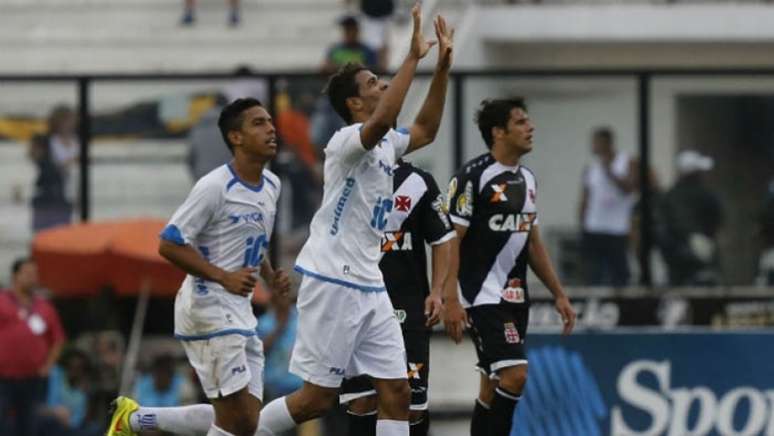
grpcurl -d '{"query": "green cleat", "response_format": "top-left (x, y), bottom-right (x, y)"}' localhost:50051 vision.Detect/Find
top-left (106, 396), bottom-right (139, 436)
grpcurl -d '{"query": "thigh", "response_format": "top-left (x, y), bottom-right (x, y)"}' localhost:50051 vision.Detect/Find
top-left (350, 292), bottom-right (407, 381)
top-left (181, 334), bottom-right (254, 400)
top-left (245, 336), bottom-right (265, 402)
top-left (467, 305), bottom-right (529, 377)
top-left (289, 277), bottom-right (363, 388)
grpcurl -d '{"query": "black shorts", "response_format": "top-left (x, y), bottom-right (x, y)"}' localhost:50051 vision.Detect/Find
top-left (467, 303), bottom-right (529, 377)
top-left (340, 329), bottom-right (430, 410)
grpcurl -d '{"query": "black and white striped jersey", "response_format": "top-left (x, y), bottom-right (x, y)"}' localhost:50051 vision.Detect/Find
top-left (447, 153), bottom-right (539, 308)
top-left (379, 160), bottom-right (456, 330)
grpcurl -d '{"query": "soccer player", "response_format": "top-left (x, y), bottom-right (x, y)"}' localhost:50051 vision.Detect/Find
top-left (341, 159), bottom-right (456, 436)
top-left (442, 98), bottom-right (577, 436)
top-left (257, 5), bottom-right (454, 436)
top-left (106, 97), bottom-right (291, 436)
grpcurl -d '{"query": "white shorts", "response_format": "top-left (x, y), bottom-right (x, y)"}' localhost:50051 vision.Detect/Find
top-left (289, 274), bottom-right (406, 388)
top-left (181, 334), bottom-right (264, 400)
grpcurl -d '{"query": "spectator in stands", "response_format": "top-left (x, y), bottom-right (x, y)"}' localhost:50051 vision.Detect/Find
top-left (181, 0), bottom-right (240, 26)
top-left (578, 127), bottom-right (638, 286)
top-left (322, 15), bottom-right (379, 73)
top-left (28, 105), bottom-right (79, 232)
top-left (187, 95), bottom-right (232, 181)
top-left (757, 178), bottom-right (774, 285)
top-left (659, 150), bottom-right (724, 286)
top-left (0, 258), bottom-right (65, 436)
top-left (134, 354), bottom-right (187, 408)
top-left (358, 0), bottom-right (395, 72)
top-left (38, 348), bottom-right (101, 436)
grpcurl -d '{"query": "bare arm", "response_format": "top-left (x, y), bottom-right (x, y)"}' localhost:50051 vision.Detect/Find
top-left (605, 157), bottom-right (639, 193)
top-left (527, 225), bottom-right (576, 334)
top-left (360, 5), bottom-right (433, 149)
top-left (425, 238), bottom-right (452, 327)
top-left (406, 16), bottom-right (454, 153)
top-left (442, 224), bottom-right (468, 343)
top-left (158, 240), bottom-right (256, 296)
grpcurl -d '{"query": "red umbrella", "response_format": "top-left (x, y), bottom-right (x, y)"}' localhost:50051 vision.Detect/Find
top-left (31, 218), bottom-right (185, 297)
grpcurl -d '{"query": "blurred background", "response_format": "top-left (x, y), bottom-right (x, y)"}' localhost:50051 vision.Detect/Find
top-left (1, 0), bottom-right (774, 435)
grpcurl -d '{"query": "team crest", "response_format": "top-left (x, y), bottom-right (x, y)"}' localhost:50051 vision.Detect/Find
top-left (394, 195), bottom-right (412, 212)
top-left (394, 309), bottom-right (407, 324)
top-left (490, 183), bottom-right (508, 203)
top-left (504, 322), bottom-right (520, 344)
top-left (502, 278), bottom-right (525, 303)
top-left (456, 181), bottom-right (474, 217)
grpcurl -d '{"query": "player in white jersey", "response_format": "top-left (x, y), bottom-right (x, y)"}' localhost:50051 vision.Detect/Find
top-left (257, 5), bottom-right (454, 436)
top-left (106, 98), bottom-right (290, 436)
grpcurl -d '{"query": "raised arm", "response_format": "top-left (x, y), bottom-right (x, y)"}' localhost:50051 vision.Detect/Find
top-left (360, 4), bottom-right (435, 149)
top-left (527, 225), bottom-right (576, 335)
top-left (406, 15), bottom-right (454, 154)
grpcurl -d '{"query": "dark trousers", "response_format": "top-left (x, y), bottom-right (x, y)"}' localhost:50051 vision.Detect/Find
top-left (0, 377), bottom-right (48, 436)
top-left (582, 232), bottom-right (631, 287)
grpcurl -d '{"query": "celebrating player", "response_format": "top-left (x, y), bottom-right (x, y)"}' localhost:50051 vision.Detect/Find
top-left (340, 159), bottom-right (455, 436)
top-left (106, 98), bottom-right (290, 436)
top-left (443, 98), bottom-right (577, 436)
top-left (257, 5), bottom-right (454, 436)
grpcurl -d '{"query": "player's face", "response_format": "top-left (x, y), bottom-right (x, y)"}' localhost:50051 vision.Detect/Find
top-left (234, 106), bottom-right (277, 160)
top-left (502, 108), bottom-right (534, 154)
top-left (354, 70), bottom-right (389, 116)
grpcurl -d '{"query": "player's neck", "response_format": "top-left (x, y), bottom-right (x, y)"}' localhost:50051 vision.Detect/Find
top-left (231, 157), bottom-right (265, 185)
top-left (491, 145), bottom-right (522, 167)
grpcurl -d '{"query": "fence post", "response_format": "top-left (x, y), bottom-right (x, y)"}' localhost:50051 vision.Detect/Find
top-left (638, 73), bottom-right (652, 287)
top-left (78, 77), bottom-right (91, 221)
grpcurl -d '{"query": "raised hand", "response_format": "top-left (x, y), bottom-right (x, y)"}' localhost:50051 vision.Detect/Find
top-left (434, 14), bottom-right (454, 71)
top-left (409, 2), bottom-right (437, 60)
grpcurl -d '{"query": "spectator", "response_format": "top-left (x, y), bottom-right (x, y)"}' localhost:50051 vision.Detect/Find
top-left (322, 15), bottom-right (379, 73)
top-left (358, 0), bottom-right (395, 72)
top-left (223, 66), bottom-right (268, 105)
top-left (38, 348), bottom-right (101, 436)
top-left (757, 178), bottom-right (774, 285)
top-left (659, 150), bottom-right (724, 286)
top-left (181, 0), bottom-right (240, 26)
top-left (579, 127), bottom-right (638, 286)
top-left (187, 96), bottom-right (232, 181)
top-left (29, 105), bottom-right (79, 232)
top-left (133, 354), bottom-right (187, 408)
top-left (0, 258), bottom-right (65, 436)
top-left (256, 291), bottom-right (302, 402)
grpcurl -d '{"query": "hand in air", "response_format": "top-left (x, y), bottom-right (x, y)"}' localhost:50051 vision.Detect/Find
top-left (409, 2), bottom-right (437, 60)
top-left (434, 14), bottom-right (454, 71)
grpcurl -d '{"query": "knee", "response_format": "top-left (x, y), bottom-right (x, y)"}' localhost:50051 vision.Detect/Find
top-left (228, 414), bottom-right (259, 436)
top-left (295, 389), bottom-right (337, 420)
top-left (378, 381), bottom-right (410, 413)
top-left (498, 365), bottom-right (528, 394)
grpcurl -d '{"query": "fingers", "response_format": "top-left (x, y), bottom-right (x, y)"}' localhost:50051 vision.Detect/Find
top-left (426, 304), bottom-right (442, 327)
top-left (411, 2), bottom-right (421, 33)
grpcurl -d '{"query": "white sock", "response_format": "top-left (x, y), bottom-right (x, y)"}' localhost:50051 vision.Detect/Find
top-left (131, 404), bottom-right (214, 435)
top-left (207, 423), bottom-right (236, 435)
top-left (376, 419), bottom-right (409, 436)
top-left (256, 397), bottom-right (295, 436)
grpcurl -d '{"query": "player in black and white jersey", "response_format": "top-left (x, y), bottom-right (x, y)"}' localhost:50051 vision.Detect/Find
top-left (442, 98), bottom-right (577, 436)
top-left (340, 159), bottom-right (455, 436)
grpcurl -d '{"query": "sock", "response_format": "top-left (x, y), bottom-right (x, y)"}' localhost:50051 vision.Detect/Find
top-left (409, 411), bottom-right (429, 436)
top-left (256, 397), bottom-right (296, 436)
top-left (489, 387), bottom-right (520, 436)
top-left (470, 399), bottom-right (490, 436)
top-left (130, 404), bottom-right (214, 434)
top-left (376, 419), bottom-right (409, 436)
top-left (208, 424), bottom-right (236, 436)
top-left (348, 410), bottom-right (377, 436)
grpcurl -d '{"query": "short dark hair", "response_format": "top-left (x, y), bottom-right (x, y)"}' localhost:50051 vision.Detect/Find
top-left (325, 63), bottom-right (368, 124)
top-left (475, 98), bottom-right (528, 149)
top-left (593, 127), bottom-right (614, 144)
top-left (11, 257), bottom-right (30, 277)
top-left (217, 98), bottom-right (263, 153)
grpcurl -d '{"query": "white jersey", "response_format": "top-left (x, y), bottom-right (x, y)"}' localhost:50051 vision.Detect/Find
top-left (583, 152), bottom-right (635, 235)
top-left (295, 123), bottom-right (410, 291)
top-left (161, 164), bottom-right (280, 340)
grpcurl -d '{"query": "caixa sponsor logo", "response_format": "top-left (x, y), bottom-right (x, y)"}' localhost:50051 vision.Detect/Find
top-left (488, 212), bottom-right (536, 232)
top-left (612, 360), bottom-right (774, 436)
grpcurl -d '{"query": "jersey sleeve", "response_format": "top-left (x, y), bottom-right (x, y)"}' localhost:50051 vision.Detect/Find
top-left (446, 171), bottom-right (477, 228)
top-left (386, 127), bottom-right (411, 159)
top-left (420, 172), bottom-right (456, 245)
top-left (160, 179), bottom-right (221, 246)
top-left (326, 124), bottom-right (369, 165)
